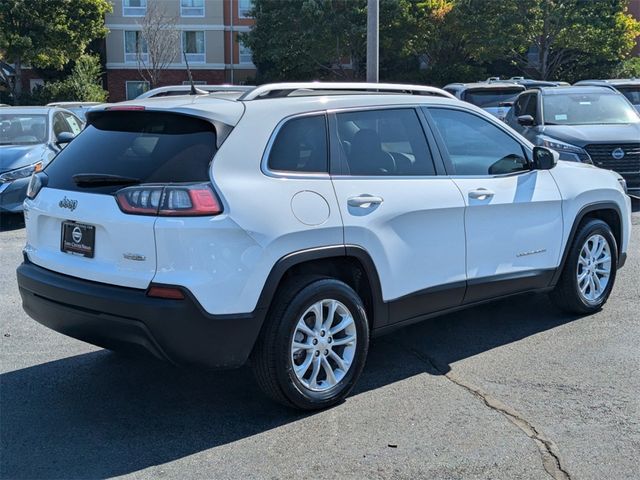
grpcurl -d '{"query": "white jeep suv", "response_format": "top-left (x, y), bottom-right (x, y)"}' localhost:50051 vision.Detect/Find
top-left (17, 83), bottom-right (632, 410)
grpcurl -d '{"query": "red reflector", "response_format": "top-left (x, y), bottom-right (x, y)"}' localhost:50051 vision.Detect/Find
top-left (147, 286), bottom-right (185, 300)
top-left (106, 105), bottom-right (146, 111)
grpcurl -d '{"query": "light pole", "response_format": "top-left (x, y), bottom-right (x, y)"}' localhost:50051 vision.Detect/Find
top-left (366, 0), bottom-right (379, 83)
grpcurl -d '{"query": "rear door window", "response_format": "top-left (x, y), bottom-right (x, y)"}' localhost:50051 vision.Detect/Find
top-left (334, 108), bottom-right (436, 176)
top-left (45, 111), bottom-right (217, 194)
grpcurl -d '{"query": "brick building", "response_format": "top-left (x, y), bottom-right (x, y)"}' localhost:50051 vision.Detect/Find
top-left (104, 0), bottom-right (256, 101)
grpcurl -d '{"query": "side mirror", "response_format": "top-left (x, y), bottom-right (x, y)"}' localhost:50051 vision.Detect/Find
top-left (56, 131), bottom-right (75, 146)
top-left (517, 115), bottom-right (535, 127)
top-left (532, 146), bottom-right (558, 170)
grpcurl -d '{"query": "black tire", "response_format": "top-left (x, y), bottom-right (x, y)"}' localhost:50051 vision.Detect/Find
top-left (252, 275), bottom-right (370, 410)
top-left (550, 218), bottom-right (618, 314)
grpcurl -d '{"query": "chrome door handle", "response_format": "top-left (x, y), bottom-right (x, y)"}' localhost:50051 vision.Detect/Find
top-left (348, 195), bottom-right (384, 207)
top-left (468, 188), bottom-right (494, 200)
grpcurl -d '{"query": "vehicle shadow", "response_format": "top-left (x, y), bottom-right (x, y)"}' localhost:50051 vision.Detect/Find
top-left (0, 293), bottom-right (581, 479)
top-left (0, 213), bottom-right (25, 232)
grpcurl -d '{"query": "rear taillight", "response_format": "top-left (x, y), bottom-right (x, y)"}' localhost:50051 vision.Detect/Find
top-left (115, 183), bottom-right (222, 216)
top-left (26, 172), bottom-right (48, 200)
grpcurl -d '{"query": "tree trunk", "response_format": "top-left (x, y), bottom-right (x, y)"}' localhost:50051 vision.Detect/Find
top-left (13, 57), bottom-right (23, 99)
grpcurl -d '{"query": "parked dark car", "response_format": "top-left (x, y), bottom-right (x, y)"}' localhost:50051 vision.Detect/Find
top-left (1, 107), bottom-right (83, 212)
top-left (506, 85), bottom-right (640, 194)
top-left (573, 79), bottom-right (640, 113)
top-left (443, 81), bottom-right (525, 121)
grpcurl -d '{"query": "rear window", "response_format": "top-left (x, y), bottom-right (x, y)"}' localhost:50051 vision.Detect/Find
top-left (45, 111), bottom-right (217, 194)
top-left (463, 89), bottom-right (523, 108)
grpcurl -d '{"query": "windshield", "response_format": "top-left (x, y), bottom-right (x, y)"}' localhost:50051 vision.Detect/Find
top-left (463, 89), bottom-right (522, 108)
top-left (0, 114), bottom-right (48, 145)
top-left (616, 86), bottom-right (640, 106)
top-left (542, 92), bottom-right (640, 125)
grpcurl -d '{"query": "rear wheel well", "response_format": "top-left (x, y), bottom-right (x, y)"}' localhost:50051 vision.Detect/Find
top-left (276, 257), bottom-right (376, 329)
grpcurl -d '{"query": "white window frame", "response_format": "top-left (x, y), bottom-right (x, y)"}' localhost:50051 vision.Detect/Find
top-left (180, 0), bottom-right (204, 17)
top-left (238, 0), bottom-right (252, 18)
top-left (122, 0), bottom-right (147, 17)
top-left (182, 31), bottom-right (206, 64)
top-left (124, 31), bottom-right (149, 63)
top-left (125, 80), bottom-right (150, 100)
top-left (238, 42), bottom-right (253, 65)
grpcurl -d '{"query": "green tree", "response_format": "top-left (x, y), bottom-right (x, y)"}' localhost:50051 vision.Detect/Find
top-left (0, 0), bottom-right (111, 98)
top-left (43, 54), bottom-right (108, 102)
top-left (241, 0), bottom-right (449, 83)
top-left (455, 0), bottom-right (640, 80)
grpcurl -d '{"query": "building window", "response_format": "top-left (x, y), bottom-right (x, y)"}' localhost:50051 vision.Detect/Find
top-left (124, 31), bottom-right (148, 63)
top-left (123, 0), bottom-right (146, 16)
top-left (238, 0), bottom-right (252, 18)
top-left (182, 31), bottom-right (205, 63)
top-left (125, 81), bottom-right (150, 100)
top-left (180, 0), bottom-right (204, 17)
top-left (239, 42), bottom-right (252, 64)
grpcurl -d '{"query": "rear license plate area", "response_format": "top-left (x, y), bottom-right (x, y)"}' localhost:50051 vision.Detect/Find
top-left (61, 221), bottom-right (95, 258)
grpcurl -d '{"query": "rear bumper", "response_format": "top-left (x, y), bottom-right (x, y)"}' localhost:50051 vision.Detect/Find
top-left (17, 259), bottom-right (265, 369)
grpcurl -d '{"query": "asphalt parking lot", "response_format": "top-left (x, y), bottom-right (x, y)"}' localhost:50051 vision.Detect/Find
top-left (1, 203), bottom-right (638, 480)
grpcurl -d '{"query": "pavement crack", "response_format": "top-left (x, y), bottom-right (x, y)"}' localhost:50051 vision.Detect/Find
top-left (402, 344), bottom-right (572, 480)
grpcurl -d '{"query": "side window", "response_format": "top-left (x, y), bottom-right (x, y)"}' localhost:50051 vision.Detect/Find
top-left (514, 94), bottom-right (528, 116)
top-left (335, 108), bottom-right (435, 176)
top-left (63, 113), bottom-right (83, 135)
top-left (267, 115), bottom-right (328, 173)
top-left (522, 93), bottom-right (538, 119)
top-left (53, 113), bottom-right (72, 138)
top-left (428, 108), bottom-right (529, 176)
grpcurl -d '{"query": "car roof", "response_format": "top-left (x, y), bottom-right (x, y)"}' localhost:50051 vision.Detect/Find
top-left (575, 78), bottom-right (640, 87)
top-left (95, 89), bottom-right (475, 127)
top-left (0, 106), bottom-right (58, 115)
top-left (444, 82), bottom-right (525, 90)
top-left (92, 82), bottom-right (469, 126)
top-left (536, 85), bottom-right (621, 95)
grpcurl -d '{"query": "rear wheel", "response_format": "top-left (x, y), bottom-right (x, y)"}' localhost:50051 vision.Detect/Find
top-left (252, 276), bottom-right (369, 410)
top-left (551, 219), bottom-right (617, 314)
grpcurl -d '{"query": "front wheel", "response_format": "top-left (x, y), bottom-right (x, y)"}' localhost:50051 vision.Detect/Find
top-left (551, 219), bottom-right (618, 314)
top-left (252, 276), bottom-right (369, 410)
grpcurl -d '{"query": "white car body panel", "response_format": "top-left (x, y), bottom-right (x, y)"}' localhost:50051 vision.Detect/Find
top-left (332, 177), bottom-right (466, 301)
top-left (24, 188), bottom-right (157, 288)
top-left (549, 161), bottom-right (631, 259)
top-left (452, 170), bottom-right (563, 279)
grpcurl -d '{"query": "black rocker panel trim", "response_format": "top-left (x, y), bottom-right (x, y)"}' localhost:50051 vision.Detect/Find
top-left (464, 269), bottom-right (555, 304)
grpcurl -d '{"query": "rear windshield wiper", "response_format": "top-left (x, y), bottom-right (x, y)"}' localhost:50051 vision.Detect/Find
top-left (72, 173), bottom-right (141, 187)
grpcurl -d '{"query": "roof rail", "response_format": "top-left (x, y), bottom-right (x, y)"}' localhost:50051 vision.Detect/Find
top-left (239, 82), bottom-right (455, 101)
